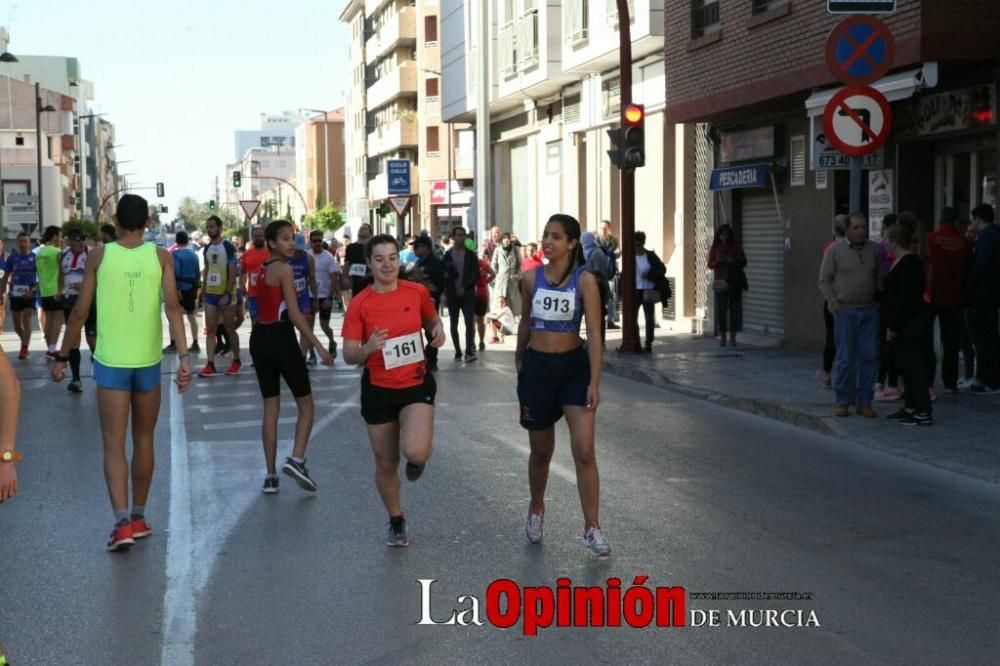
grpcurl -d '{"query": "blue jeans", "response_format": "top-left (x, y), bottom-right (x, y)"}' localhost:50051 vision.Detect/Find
top-left (833, 306), bottom-right (879, 406)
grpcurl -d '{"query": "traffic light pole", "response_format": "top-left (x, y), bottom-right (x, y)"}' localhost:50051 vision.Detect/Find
top-left (616, 0), bottom-right (640, 354)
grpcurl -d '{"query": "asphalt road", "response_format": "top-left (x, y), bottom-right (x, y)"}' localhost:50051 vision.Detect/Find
top-left (1, 317), bottom-right (999, 665)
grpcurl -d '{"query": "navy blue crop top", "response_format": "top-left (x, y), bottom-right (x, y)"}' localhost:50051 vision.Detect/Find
top-left (529, 266), bottom-right (584, 333)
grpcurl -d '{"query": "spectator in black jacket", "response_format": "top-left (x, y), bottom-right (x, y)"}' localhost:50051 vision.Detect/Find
top-left (634, 231), bottom-right (671, 353)
top-left (413, 235), bottom-right (446, 370)
top-left (968, 204), bottom-right (1000, 394)
top-left (883, 220), bottom-right (933, 426)
top-left (443, 226), bottom-right (481, 363)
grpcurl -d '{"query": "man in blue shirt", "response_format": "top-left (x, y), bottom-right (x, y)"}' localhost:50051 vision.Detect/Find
top-left (164, 231), bottom-right (202, 353)
top-left (0, 232), bottom-right (39, 359)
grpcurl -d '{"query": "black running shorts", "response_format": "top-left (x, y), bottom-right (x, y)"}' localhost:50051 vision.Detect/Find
top-left (517, 345), bottom-right (591, 431)
top-left (249, 321), bottom-right (311, 399)
top-left (41, 296), bottom-right (63, 312)
top-left (361, 371), bottom-right (436, 425)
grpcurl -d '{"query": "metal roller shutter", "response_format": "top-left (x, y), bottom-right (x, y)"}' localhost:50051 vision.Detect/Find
top-left (739, 191), bottom-right (784, 336)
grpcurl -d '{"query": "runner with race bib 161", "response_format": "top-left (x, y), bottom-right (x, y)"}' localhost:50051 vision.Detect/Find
top-left (342, 234), bottom-right (446, 548)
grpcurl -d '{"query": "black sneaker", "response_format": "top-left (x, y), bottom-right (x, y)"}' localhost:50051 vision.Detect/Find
top-left (405, 462), bottom-right (424, 482)
top-left (282, 458), bottom-right (318, 491)
top-left (189, 341), bottom-right (201, 353)
top-left (386, 516), bottom-right (409, 547)
top-left (163, 342), bottom-right (177, 353)
top-left (607, 323), bottom-right (621, 330)
top-left (67, 379), bottom-right (83, 394)
top-left (262, 477), bottom-right (279, 494)
top-left (454, 351), bottom-right (463, 361)
top-left (885, 408), bottom-right (913, 420)
top-left (899, 412), bottom-right (933, 427)
top-left (478, 341), bottom-right (485, 352)
top-left (464, 352), bottom-right (477, 363)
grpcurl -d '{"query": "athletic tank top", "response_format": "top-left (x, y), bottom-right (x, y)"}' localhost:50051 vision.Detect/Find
top-left (255, 261), bottom-right (287, 324)
top-left (289, 252), bottom-right (310, 307)
top-left (95, 242), bottom-right (163, 368)
top-left (529, 266), bottom-right (584, 334)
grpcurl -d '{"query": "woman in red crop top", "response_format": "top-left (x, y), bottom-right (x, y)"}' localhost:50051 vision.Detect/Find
top-left (342, 234), bottom-right (445, 547)
top-left (514, 213), bottom-right (609, 557)
top-left (249, 220), bottom-right (331, 496)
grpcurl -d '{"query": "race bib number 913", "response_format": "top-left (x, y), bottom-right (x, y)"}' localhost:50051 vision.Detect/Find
top-left (533, 288), bottom-right (574, 322)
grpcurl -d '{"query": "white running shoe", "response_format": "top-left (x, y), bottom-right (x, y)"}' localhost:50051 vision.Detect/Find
top-left (525, 510), bottom-right (543, 544)
top-left (581, 526), bottom-right (610, 557)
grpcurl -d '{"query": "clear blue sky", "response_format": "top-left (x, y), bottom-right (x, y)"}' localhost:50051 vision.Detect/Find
top-left (4, 0), bottom-right (350, 214)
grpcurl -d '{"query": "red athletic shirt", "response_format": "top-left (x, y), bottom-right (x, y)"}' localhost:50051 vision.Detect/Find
top-left (926, 224), bottom-right (972, 309)
top-left (254, 262), bottom-right (286, 323)
top-left (342, 280), bottom-right (438, 389)
top-left (476, 258), bottom-right (491, 299)
top-left (241, 247), bottom-right (270, 298)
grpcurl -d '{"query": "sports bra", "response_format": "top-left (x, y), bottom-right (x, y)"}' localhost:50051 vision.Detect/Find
top-left (255, 261), bottom-right (287, 324)
top-left (529, 266), bottom-right (584, 334)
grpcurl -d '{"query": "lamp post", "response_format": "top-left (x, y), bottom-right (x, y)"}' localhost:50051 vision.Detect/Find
top-left (36, 83), bottom-right (57, 234)
top-left (300, 108), bottom-right (330, 211)
top-left (1, 50), bottom-right (18, 231)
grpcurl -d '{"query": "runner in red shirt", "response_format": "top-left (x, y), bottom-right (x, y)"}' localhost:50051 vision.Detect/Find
top-left (475, 255), bottom-right (496, 351)
top-left (240, 225), bottom-right (270, 324)
top-left (342, 234), bottom-right (445, 547)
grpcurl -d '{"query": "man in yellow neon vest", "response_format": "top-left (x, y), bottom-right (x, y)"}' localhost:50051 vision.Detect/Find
top-left (53, 194), bottom-right (193, 552)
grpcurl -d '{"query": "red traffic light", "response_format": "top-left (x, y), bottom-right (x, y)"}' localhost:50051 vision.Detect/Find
top-left (623, 104), bottom-right (644, 125)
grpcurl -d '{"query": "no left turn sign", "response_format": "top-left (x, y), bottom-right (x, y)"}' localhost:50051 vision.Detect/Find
top-left (822, 86), bottom-right (893, 157)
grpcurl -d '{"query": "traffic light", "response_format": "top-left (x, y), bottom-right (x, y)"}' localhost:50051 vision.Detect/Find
top-left (606, 127), bottom-right (622, 168)
top-left (233, 171), bottom-right (242, 188)
top-left (208, 200), bottom-right (216, 210)
top-left (621, 103), bottom-right (646, 169)
top-left (156, 182), bottom-right (165, 198)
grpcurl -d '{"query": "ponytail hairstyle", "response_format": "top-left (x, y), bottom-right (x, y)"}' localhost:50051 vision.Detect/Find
top-left (546, 213), bottom-right (583, 287)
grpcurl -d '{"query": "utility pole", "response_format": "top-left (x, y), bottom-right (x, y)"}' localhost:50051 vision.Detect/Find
top-left (616, 0), bottom-right (640, 354)
top-left (474, 0), bottom-right (490, 242)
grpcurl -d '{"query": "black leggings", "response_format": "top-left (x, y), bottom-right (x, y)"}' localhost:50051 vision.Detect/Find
top-left (249, 321), bottom-right (311, 399)
top-left (447, 290), bottom-right (476, 355)
top-left (634, 292), bottom-right (656, 347)
top-left (823, 303), bottom-right (835, 373)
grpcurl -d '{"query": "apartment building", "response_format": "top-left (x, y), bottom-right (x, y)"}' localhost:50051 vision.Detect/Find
top-left (341, 0), bottom-right (473, 239)
top-left (440, 0), bottom-right (706, 327)
top-left (294, 108), bottom-right (346, 215)
top-left (666, 0), bottom-right (1000, 347)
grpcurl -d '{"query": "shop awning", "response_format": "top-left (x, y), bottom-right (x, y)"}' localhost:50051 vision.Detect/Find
top-left (709, 163), bottom-right (771, 191)
top-left (805, 62), bottom-right (939, 117)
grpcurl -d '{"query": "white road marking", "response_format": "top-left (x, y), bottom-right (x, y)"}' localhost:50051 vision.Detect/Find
top-left (201, 406), bottom-right (359, 430)
top-left (195, 384), bottom-right (353, 400)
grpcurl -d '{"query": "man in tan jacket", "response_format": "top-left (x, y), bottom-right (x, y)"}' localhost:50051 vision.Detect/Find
top-left (819, 213), bottom-right (883, 417)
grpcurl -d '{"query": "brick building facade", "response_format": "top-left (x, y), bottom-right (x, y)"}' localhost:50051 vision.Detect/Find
top-left (664, 0), bottom-right (1000, 348)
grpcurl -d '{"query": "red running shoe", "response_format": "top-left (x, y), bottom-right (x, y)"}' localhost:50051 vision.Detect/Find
top-left (225, 359), bottom-right (242, 375)
top-left (198, 362), bottom-right (217, 378)
top-left (18, 345), bottom-right (29, 360)
top-left (106, 522), bottom-right (135, 552)
top-left (130, 518), bottom-right (153, 540)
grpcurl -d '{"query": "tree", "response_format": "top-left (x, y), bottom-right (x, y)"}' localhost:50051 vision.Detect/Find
top-left (304, 204), bottom-right (344, 234)
top-left (62, 218), bottom-right (98, 240)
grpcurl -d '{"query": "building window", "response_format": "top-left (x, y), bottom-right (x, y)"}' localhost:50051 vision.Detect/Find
top-left (790, 136), bottom-right (805, 187)
top-left (564, 0), bottom-right (588, 45)
top-left (751, 0), bottom-right (787, 13)
top-left (425, 78), bottom-right (440, 97)
top-left (427, 127), bottom-right (440, 154)
top-left (425, 16), bottom-right (438, 45)
top-left (691, 0), bottom-right (720, 38)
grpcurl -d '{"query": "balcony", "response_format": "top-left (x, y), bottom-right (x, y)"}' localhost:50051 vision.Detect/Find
top-left (365, 6), bottom-right (417, 64)
top-left (517, 10), bottom-right (540, 70)
top-left (367, 116), bottom-right (419, 157)
top-left (561, 0), bottom-right (664, 75)
top-left (564, 0), bottom-right (589, 46)
top-left (366, 61), bottom-right (419, 111)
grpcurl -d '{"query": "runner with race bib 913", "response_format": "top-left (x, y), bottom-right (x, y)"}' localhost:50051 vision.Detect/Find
top-left (515, 213), bottom-right (610, 557)
top-left (342, 234), bottom-right (446, 548)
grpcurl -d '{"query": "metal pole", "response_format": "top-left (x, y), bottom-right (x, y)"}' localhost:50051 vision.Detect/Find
top-left (475, 0), bottom-right (490, 241)
top-left (617, 0), bottom-right (640, 354)
top-left (35, 82), bottom-right (43, 235)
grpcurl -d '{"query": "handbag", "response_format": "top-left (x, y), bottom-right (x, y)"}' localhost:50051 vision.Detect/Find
top-left (712, 279), bottom-right (729, 292)
top-left (643, 289), bottom-right (661, 304)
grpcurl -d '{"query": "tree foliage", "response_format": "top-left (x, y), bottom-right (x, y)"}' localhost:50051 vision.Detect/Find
top-left (304, 205), bottom-right (344, 234)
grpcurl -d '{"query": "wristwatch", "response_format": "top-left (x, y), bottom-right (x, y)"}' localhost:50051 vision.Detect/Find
top-left (0, 450), bottom-right (22, 462)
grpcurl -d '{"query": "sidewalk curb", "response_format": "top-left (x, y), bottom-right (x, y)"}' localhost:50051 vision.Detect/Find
top-left (604, 358), bottom-right (999, 485)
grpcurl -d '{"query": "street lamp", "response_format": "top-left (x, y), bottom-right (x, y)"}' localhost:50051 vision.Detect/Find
top-left (300, 108), bottom-right (330, 210)
top-left (36, 82), bottom-right (57, 234)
